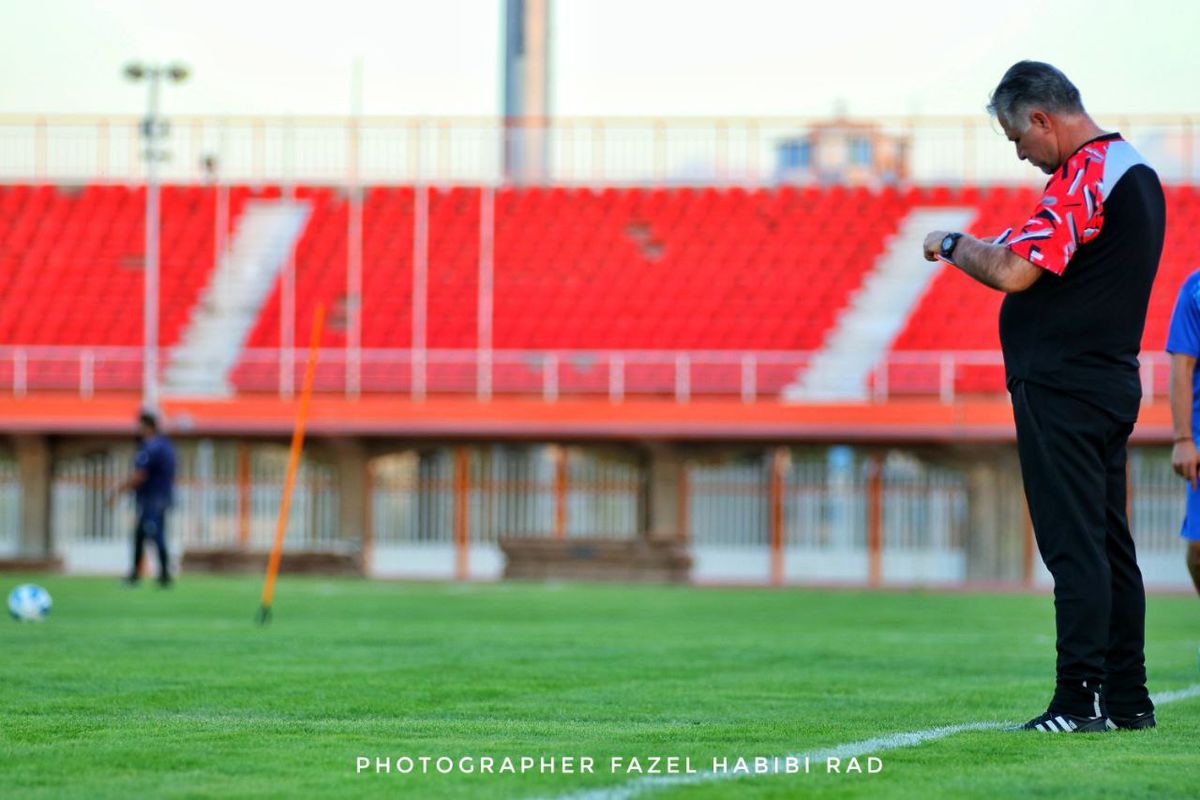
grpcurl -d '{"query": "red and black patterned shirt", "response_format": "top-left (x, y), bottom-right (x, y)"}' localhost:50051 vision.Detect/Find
top-left (997, 133), bottom-right (1165, 420)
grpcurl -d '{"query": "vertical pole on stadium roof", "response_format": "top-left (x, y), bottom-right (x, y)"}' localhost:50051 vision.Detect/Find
top-left (213, 129), bottom-right (229, 310)
top-left (478, 185), bottom-right (495, 400)
top-left (143, 76), bottom-right (162, 413)
top-left (281, 118), bottom-right (296, 400)
top-left (413, 180), bottom-right (429, 402)
top-left (346, 59), bottom-right (364, 400)
top-left (125, 61), bottom-right (189, 413)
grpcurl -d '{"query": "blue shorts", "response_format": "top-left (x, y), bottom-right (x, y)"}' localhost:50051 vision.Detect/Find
top-left (1183, 481), bottom-right (1200, 541)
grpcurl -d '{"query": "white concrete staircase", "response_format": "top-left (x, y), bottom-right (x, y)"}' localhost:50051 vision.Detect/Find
top-left (783, 207), bottom-right (977, 402)
top-left (164, 200), bottom-right (311, 397)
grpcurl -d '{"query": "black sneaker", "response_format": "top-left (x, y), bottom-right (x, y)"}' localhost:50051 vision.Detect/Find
top-left (1015, 710), bottom-right (1114, 733)
top-left (121, 577), bottom-right (140, 588)
top-left (1110, 710), bottom-right (1156, 730)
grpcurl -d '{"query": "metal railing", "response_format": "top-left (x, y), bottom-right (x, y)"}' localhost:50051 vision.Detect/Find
top-left (0, 113), bottom-right (1196, 186)
top-left (52, 441), bottom-right (341, 551)
top-left (371, 445), bottom-right (641, 544)
top-left (0, 345), bottom-right (1176, 404)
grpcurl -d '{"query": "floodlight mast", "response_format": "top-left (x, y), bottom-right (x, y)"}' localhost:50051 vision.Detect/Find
top-left (124, 62), bottom-right (188, 413)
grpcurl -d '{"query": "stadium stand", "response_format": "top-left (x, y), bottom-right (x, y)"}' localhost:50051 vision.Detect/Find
top-left (890, 184), bottom-right (1200, 395)
top-left (0, 184), bottom-right (222, 390)
top-left (3, 182), bottom-right (1197, 398)
top-left (887, 186), bottom-right (1040, 394)
top-left (230, 184), bottom-right (912, 393)
top-left (0, 184), bottom-right (217, 347)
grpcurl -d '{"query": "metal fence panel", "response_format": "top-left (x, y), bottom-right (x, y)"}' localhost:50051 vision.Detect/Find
top-left (52, 448), bottom-right (137, 544)
top-left (687, 455), bottom-right (769, 546)
top-left (565, 447), bottom-right (641, 539)
top-left (1129, 447), bottom-right (1188, 555)
top-left (52, 441), bottom-right (341, 553)
top-left (469, 445), bottom-right (555, 542)
top-left (785, 448), bottom-right (867, 550)
top-left (371, 444), bottom-right (642, 544)
top-left (371, 449), bottom-right (454, 544)
top-left (881, 454), bottom-right (967, 552)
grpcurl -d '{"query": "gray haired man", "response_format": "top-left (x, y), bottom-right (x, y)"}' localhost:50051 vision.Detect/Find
top-left (921, 61), bottom-right (1165, 732)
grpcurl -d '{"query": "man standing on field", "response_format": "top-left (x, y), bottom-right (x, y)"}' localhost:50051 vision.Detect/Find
top-left (921, 61), bottom-right (1165, 732)
top-left (1164, 270), bottom-right (1200, 597)
top-left (112, 410), bottom-right (177, 587)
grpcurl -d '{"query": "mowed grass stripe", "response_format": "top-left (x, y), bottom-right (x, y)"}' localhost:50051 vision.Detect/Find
top-left (0, 576), bottom-right (1197, 799)
top-left (546, 684), bottom-right (1200, 800)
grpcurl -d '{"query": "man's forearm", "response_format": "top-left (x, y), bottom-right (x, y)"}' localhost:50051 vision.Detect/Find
top-left (923, 228), bottom-right (1041, 293)
top-left (948, 235), bottom-right (1018, 292)
top-left (115, 469), bottom-right (147, 494)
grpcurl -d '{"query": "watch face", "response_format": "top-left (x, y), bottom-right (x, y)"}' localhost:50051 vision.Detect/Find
top-left (941, 235), bottom-right (956, 252)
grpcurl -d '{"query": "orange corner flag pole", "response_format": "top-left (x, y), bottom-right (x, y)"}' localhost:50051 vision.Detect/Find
top-left (257, 304), bottom-right (325, 625)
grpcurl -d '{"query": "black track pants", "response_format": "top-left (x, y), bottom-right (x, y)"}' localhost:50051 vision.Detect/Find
top-left (1011, 380), bottom-right (1152, 717)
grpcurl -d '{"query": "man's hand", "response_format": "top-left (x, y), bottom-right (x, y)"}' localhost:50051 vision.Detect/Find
top-left (923, 230), bottom-right (949, 262)
top-left (1173, 439), bottom-right (1200, 490)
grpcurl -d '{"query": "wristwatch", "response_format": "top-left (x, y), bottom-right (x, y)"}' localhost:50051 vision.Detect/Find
top-left (939, 232), bottom-right (963, 261)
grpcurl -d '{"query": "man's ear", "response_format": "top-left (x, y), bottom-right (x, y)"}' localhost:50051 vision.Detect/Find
top-left (1028, 109), bottom-right (1052, 133)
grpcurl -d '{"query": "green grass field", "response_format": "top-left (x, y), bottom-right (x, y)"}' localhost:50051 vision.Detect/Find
top-left (2, 576), bottom-right (1198, 799)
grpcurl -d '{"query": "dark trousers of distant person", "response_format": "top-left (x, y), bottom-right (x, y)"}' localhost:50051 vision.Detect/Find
top-left (129, 509), bottom-right (171, 583)
top-left (1011, 380), bottom-right (1152, 718)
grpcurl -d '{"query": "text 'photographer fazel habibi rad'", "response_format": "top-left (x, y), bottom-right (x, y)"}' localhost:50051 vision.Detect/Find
top-left (355, 753), bottom-right (884, 776)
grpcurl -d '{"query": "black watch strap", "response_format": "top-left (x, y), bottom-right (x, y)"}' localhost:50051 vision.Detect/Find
top-left (940, 232), bottom-right (963, 260)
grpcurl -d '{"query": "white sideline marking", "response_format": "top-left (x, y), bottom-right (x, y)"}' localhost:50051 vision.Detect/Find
top-left (542, 684), bottom-right (1200, 800)
top-left (1152, 683), bottom-right (1200, 704)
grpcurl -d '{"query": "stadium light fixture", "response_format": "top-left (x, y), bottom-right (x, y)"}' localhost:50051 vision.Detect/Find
top-left (123, 61), bottom-right (190, 413)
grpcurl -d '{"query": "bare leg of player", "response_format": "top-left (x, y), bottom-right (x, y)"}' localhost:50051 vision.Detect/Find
top-left (1188, 541), bottom-right (1200, 597)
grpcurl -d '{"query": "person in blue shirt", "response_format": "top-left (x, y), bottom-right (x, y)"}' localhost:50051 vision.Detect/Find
top-left (111, 411), bottom-right (177, 587)
top-left (1165, 270), bottom-right (1200, 596)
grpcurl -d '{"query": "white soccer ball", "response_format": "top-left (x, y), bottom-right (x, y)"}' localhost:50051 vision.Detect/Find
top-left (8, 584), bottom-right (52, 622)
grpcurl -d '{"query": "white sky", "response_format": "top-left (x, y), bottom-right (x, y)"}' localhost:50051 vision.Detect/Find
top-left (0, 0), bottom-right (1196, 119)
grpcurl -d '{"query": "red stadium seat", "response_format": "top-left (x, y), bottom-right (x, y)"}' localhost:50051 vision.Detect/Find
top-left (0, 184), bottom-right (219, 349)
